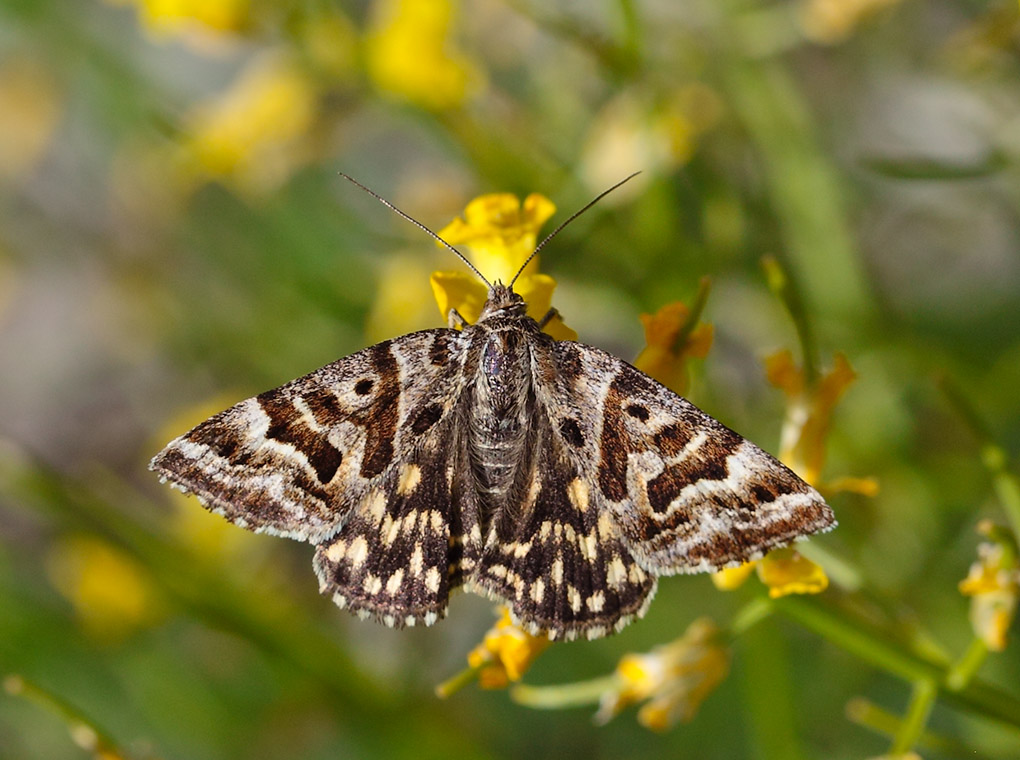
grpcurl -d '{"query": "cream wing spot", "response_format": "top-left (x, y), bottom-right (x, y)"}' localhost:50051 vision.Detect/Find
top-left (410, 545), bottom-right (424, 576)
top-left (567, 478), bottom-right (589, 512)
top-left (607, 555), bottom-right (627, 588)
top-left (386, 569), bottom-right (404, 595)
top-left (424, 566), bottom-right (441, 594)
top-left (325, 539), bottom-right (347, 563)
top-left (348, 536), bottom-right (369, 568)
top-left (530, 578), bottom-right (545, 604)
top-left (363, 573), bottom-right (382, 595)
top-left (397, 463), bottom-right (422, 495)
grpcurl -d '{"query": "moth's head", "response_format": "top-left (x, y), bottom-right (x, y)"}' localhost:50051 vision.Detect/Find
top-left (479, 281), bottom-right (527, 320)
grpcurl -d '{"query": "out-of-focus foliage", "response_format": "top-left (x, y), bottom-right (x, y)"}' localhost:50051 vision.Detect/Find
top-left (1, 1), bottom-right (1020, 758)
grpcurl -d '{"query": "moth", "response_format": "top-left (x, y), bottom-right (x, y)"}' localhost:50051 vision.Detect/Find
top-left (151, 175), bottom-right (835, 641)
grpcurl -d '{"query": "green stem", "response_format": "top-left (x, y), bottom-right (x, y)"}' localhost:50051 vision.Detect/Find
top-left (773, 595), bottom-right (1020, 731)
top-left (671, 276), bottom-right (712, 357)
top-left (510, 675), bottom-right (617, 709)
top-left (845, 697), bottom-right (975, 756)
top-left (435, 663), bottom-right (485, 699)
top-left (947, 638), bottom-right (990, 692)
top-left (727, 596), bottom-right (774, 639)
top-left (762, 255), bottom-right (817, 385)
top-left (889, 678), bottom-right (938, 755)
top-left (3, 674), bottom-right (126, 757)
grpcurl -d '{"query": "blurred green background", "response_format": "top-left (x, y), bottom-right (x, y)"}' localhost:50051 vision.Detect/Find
top-left (2, 0), bottom-right (1020, 758)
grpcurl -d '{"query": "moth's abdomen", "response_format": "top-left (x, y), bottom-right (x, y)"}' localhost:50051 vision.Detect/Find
top-left (468, 330), bottom-right (535, 504)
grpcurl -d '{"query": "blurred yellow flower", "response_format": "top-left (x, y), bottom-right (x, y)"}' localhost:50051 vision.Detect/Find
top-left (430, 191), bottom-right (576, 340)
top-left (710, 560), bottom-right (758, 591)
top-left (180, 52), bottom-right (319, 197)
top-left (366, 0), bottom-right (483, 110)
top-left (799, 0), bottom-right (902, 45)
top-left (581, 86), bottom-right (723, 196)
top-left (765, 349), bottom-right (857, 488)
top-left (756, 547), bottom-right (830, 598)
top-left (107, 0), bottom-right (249, 41)
top-left (46, 534), bottom-right (162, 642)
top-left (0, 58), bottom-right (62, 182)
top-left (465, 608), bottom-right (551, 689)
top-left (595, 618), bottom-right (729, 731)
top-left (633, 298), bottom-right (713, 396)
top-left (959, 521), bottom-right (1019, 652)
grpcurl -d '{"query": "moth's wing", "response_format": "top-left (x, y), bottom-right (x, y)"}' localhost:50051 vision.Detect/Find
top-left (152, 329), bottom-right (477, 626)
top-left (546, 342), bottom-right (835, 576)
top-left (468, 411), bottom-right (658, 641)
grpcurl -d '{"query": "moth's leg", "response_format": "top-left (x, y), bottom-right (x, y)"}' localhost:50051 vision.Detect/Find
top-left (447, 309), bottom-right (470, 329)
top-left (537, 308), bottom-right (560, 329)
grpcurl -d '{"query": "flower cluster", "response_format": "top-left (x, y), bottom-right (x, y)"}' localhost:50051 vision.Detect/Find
top-left (594, 618), bottom-right (729, 731)
top-left (959, 520), bottom-right (1020, 651)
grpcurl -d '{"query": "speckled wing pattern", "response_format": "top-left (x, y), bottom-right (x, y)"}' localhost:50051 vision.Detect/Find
top-left (462, 339), bottom-right (833, 640)
top-left (152, 329), bottom-right (477, 627)
top-left (152, 298), bottom-right (835, 640)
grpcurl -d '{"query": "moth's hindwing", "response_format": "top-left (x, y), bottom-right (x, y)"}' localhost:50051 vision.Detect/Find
top-left (151, 328), bottom-right (477, 626)
top-left (539, 342), bottom-right (835, 576)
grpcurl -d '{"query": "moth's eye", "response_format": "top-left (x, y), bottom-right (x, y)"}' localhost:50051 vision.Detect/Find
top-left (625, 404), bottom-right (650, 422)
top-left (354, 379), bottom-right (374, 396)
top-left (559, 418), bottom-right (585, 447)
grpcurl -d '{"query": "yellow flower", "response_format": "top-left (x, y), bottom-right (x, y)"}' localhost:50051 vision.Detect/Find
top-left (581, 86), bottom-right (723, 196)
top-left (178, 52), bottom-right (319, 197)
top-left (756, 547), bottom-right (830, 598)
top-left (799, 0), bottom-right (902, 45)
top-left (633, 297), bottom-right (713, 396)
top-left (959, 521), bottom-right (1019, 652)
top-left (465, 608), bottom-right (551, 690)
top-left (0, 57), bottom-right (62, 182)
top-left (766, 349), bottom-right (856, 486)
top-left (595, 618), bottom-right (729, 731)
top-left (430, 192), bottom-right (576, 340)
top-left (46, 534), bottom-right (162, 642)
top-left (366, 0), bottom-right (483, 110)
top-left (107, 0), bottom-right (250, 42)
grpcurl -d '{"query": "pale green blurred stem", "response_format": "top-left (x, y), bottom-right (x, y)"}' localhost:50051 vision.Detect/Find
top-left (511, 675), bottom-right (617, 709)
top-left (763, 255), bottom-right (817, 384)
top-left (721, 12), bottom-right (872, 322)
top-left (946, 638), bottom-right (990, 692)
top-left (773, 595), bottom-right (1020, 730)
top-left (889, 678), bottom-right (938, 755)
top-left (3, 674), bottom-right (124, 757)
top-left (846, 697), bottom-right (973, 756)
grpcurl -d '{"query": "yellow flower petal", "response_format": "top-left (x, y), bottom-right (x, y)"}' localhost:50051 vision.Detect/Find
top-left (710, 560), bottom-right (758, 591)
top-left (757, 547), bottom-right (829, 598)
top-left (182, 52), bottom-right (318, 196)
top-left (46, 535), bottom-right (162, 641)
top-left (366, 0), bottom-right (483, 110)
top-left (430, 190), bottom-right (575, 338)
top-left (634, 301), bottom-right (713, 395)
top-left (466, 608), bottom-right (550, 689)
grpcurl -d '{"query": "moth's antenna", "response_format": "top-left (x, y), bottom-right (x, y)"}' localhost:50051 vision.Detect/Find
top-left (339, 172), bottom-right (492, 290)
top-left (509, 171), bottom-right (641, 288)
